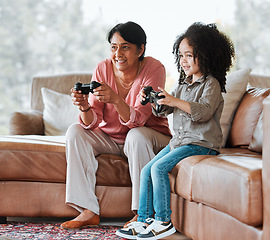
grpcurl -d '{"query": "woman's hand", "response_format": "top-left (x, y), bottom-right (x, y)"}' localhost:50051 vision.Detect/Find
top-left (139, 85), bottom-right (147, 103)
top-left (93, 82), bottom-right (120, 104)
top-left (71, 86), bottom-right (94, 125)
top-left (71, 88), bottom-right (90, 110)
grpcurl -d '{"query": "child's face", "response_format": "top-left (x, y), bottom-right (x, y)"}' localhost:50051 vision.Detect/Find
top-left (179, 38), bottom-right (202, 81)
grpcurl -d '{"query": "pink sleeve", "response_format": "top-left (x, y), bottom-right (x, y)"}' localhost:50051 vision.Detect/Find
top-left (78, 109), bottom-right (98, 129)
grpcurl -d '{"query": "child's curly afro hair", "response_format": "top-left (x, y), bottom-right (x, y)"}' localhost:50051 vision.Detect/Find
top-left (173, 22), bottom-right (235, 92)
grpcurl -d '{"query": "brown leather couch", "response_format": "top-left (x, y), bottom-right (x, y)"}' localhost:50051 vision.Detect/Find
top-left (0, 72), bottom-right (269, 240)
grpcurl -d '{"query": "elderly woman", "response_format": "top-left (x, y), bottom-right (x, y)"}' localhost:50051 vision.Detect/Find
top-left (61, 21), bottom-right (171, 229)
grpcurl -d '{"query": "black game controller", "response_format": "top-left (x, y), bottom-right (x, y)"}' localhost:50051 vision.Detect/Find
top-left (74, 81), bottom-right (101, 94)
top-left (141, 86), bottom-right (165, 113)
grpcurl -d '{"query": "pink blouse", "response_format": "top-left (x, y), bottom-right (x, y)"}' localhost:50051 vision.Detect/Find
top-left (79, 57), bottom-right (171, 144)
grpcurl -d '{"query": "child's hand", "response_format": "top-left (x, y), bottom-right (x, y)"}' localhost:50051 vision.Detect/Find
top-left (157, 87), bottom-right (191, 114)
top-left (156, 87), bottom-right (178, 107)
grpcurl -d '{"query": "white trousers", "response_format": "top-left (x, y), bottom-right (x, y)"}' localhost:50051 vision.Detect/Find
top-left (65, 123), bottom-right (170, 215)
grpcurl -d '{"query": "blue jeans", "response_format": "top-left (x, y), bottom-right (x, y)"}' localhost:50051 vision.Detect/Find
top-left (137, 144), bottom-right (218, 223)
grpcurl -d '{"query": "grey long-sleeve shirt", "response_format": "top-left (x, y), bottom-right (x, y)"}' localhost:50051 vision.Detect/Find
top-left (154, 75), bottom-right (224, 152)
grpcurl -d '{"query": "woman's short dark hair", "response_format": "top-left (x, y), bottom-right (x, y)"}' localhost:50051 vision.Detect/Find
top-left (107, 21), bottom-right (147, 61)
top-left (173, 22), bottom-right (235, 92)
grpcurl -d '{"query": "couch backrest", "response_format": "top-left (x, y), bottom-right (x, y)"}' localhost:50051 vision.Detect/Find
top-left (31, 73), bottom-right (92, 112)
top-left (249, 74), bottom-right (270, 89)
top-left (30, 72), bottom-right (269, 146)
top-left (226, 73), bottom-right (270, 148)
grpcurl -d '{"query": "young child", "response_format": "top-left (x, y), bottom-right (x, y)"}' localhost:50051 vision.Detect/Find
top-left (116, 22), bottom-right (235, 240)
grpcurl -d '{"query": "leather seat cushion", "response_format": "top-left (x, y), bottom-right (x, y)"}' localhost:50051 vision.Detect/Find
top-left (170, 148), bottom-right (262, 226)
top-left (192, 148), bottom-right (262, 226)
top-left (0, 136), bottom-right (131, 187)
top-left (169, 154), bottom-right (213, 200)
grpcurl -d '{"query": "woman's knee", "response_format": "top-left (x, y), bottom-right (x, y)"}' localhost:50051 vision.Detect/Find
top-left (66, 123), bottom-right (84, 139)
top-left (126, 127), bottom-right (146, 140)
top-left (125, 127), bottom-right (151, 147)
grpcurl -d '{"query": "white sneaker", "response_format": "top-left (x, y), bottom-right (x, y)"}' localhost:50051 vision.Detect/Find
top-left (115, 221), bottom-right (147, 239)
top-left (136, 219), bottom-right (176, 240)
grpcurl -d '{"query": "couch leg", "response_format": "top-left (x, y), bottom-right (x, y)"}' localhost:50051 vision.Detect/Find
top-left (0, 217), bottom-right (7, 224)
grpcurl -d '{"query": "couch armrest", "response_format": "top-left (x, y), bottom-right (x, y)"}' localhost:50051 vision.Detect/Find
top-left (9, 110), bottom-right (44, 135)
top-left (263, 97), bottom-right (270, 239)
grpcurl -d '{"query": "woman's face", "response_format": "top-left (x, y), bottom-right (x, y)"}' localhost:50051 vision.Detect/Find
top-left (110, 32), bottom-right (143, 73)
top-left (179, 38), bottom-right (202, 81)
